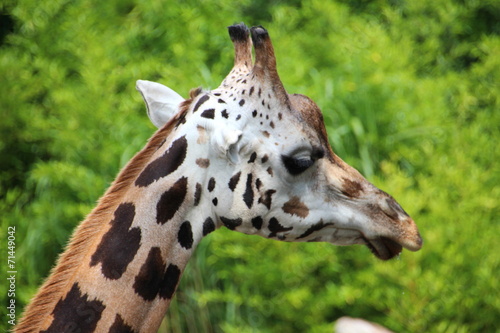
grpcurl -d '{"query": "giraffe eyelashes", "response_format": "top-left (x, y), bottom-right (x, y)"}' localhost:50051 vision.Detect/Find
top-left (281, 155), bottom-right (323, 176)
top-left (281, 148), bottom-right (324, 175)
top-left (281, 155), bottom-right (314, 175)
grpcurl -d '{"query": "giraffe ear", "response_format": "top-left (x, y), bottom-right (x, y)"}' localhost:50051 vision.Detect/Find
top-left (136, 80), bottom-right (185, 128)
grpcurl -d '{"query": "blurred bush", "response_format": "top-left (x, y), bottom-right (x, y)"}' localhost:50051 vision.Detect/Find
top-left (1, 0), bottom-right (498, 332)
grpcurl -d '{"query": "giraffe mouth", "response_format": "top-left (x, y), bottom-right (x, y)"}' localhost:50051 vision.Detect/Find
top-left (363, 237), bottom-right (403, 260)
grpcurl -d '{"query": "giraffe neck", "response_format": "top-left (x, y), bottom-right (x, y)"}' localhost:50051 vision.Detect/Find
top-left (16, 110), bottom-right (213, 333)
top-left (79, 184), bottom-right (203, 332)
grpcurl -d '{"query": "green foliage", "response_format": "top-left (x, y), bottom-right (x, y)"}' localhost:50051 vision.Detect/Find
top-left (1, 0), bottom-right (499, 332)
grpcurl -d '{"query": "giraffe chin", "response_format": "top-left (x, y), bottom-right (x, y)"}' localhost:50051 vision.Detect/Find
top-left (363, 237), bottom-right (403, 260)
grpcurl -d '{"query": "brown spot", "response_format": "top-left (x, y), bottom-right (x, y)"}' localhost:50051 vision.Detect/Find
top-left (266, 167), bottom-right (273, 176)
top-left (178, 221), bottom-right (194, 249)
top-left (261, 130), bottom-right (270, 138)
top-left (133, 247), bottom-right (166, 301)
top-left (109, 314), bottom-right (136, 333)
top-left (341, 178), bottom-right (364, 198)
top-left (251, 216), bottom-right (263, 229)
top-left (255, 178), bottom-right (262, 190)
top-left (200, 108), bottom-right (215, 119)
top-left (175, 112), bottom-right (187, 127)
top-left (196, 158), bottom-right (210, 168)
top-left (90, 203), bottom-right (141, 279)
top-left (228, 171), bottom-right (241, 191)
top-left (197, 125), bottom-right (208, 144)
top-left (243, 173), bottom-right (254, 208)
top-left (268, 217), bottom-right (293, 238)
top-left (156, 177), bottom-right (188, 224)
top-left (282, 196), bottom-right (309, 218)
top-left (296, 221), bottom-right (333, 240)
top-left (220, 216), bottom-right (242, 230)
top-left (194, 183), bottom-right (202, 206)
top-left (258, 189), bottom-right (276, 209)
top-left (207, 177), bottom-right (216, 192)
top-left (41, 283), bottom-right (105, 333)
top-left (248, 152), bottom-right (257, 163)
top-left (193, 94), bottom-right (210, 112)
top-left (159, 264), bottom-right (182, 299)
top-left (203, 217), bottom-right (216, 236)
top-left (135, 136), bottom-right (188, 187)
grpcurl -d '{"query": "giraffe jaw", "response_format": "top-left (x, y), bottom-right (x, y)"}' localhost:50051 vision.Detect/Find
top-left (363, 237), bottom-right (403, 260)
top-left (317, 228), bottom-right (408, 260)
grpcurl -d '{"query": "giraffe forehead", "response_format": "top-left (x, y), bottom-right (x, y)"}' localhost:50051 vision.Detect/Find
top-left (193, 84), bottom-right (327, 148)
top-left (190, 78), bottom-right (285, 119)
top-left (186, 88), bottom-right (311, 152)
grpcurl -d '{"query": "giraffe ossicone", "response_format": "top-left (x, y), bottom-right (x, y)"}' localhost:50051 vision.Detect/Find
top-left (16, 23), bottom-right (422, 333)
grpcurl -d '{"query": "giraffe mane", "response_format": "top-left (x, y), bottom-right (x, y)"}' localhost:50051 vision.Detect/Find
top-left (15, 98), bottom-right (193, 333)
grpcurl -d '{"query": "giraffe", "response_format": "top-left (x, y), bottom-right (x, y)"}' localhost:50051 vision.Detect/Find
top-left (15, 23), bottom-right (422, 333)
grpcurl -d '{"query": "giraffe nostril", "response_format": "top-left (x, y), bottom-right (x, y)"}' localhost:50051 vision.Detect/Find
top-left (380, 197), bottom-right (405, 220)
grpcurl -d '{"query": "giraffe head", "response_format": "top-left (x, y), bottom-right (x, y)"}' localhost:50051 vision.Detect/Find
top-left (136, 23), bottom-right (422, 260)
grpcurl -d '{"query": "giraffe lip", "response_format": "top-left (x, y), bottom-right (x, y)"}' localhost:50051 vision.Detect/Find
top-left (363, 237), bottom-right (403, 260)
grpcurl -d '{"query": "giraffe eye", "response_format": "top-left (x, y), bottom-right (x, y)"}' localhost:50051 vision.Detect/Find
top-left (281, 147), bottom-right (325, 175)
top-left (282, 155), bottom-right (314, 175)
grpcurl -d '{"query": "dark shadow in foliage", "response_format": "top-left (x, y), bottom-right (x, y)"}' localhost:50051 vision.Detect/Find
top-left (0, 11), bottom-right (15, 46)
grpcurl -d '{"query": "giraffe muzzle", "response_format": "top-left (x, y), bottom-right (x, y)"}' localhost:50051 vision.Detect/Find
top-left (363, 216), bottom-right (423, 260)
